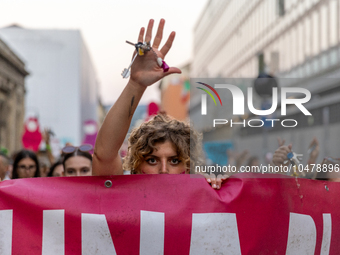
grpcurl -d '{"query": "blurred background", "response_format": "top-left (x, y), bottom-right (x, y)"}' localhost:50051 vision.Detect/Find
top-left (0, 0), bottom-right (206, 155)
top-left (187, 0), bottom-right (340, 166)
top-left (1, 0), bottom-right (340, 168)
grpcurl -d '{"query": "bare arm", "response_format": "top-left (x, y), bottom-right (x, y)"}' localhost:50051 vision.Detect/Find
top-left (93, 19), bottom-right (181, 176)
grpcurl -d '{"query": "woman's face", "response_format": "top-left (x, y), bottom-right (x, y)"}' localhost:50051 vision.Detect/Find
top-left (63, 156), bottom-right (92, 176)
top-left (138, 140), bottom-right (186, 174)
top-left (17, 157), bottom-right (37, 178)
top-left (53, 164), bottom-right (64, 177)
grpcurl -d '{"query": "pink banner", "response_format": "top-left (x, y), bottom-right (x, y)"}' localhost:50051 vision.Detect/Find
top-left (0, 173), bottom-right (339, 254)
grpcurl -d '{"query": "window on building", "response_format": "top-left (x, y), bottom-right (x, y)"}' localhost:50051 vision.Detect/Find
top-left (277, 0), bottom-right (285, 16)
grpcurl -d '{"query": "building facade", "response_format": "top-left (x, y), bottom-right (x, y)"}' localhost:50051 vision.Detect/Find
top-left (0, 26), bottom-right (99, 146)
top-left (0, 38), bottom-right (28, 153)
top-left (191, 0), bottom-right (340, 162)
top-left (159, 63), bottom-right (191, 121)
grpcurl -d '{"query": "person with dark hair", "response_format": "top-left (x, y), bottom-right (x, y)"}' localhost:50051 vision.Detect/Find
top-left (12, 150), bottom-right (40, 179)
top-left (0, 152), bottom-right (10, 181)
top-left (47, 158), bottom-right (64, 177)
top-left (62, 145), bottom-right (92, 177)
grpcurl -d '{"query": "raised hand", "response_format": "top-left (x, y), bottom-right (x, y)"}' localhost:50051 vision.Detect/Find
top-left (129, 19), bottom-right (181, 87)
top-left (307, 137), bottom-right (319, 164)
top-left (277, 137), bottom-right (285, 147)
top-left (272, 144), bottom-right (292, 166)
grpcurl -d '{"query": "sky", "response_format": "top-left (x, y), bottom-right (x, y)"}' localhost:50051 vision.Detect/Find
top-left (1, 0), bottom-right (208, 105)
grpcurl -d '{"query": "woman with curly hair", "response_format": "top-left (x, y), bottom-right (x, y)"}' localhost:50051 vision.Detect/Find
top-left (123, 114), bottom-right (204, 174)
top-left (93, 19), bottom-right (226, 188)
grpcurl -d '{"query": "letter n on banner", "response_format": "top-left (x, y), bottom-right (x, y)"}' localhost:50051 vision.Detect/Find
top-left (82, 214), bottom-right (117, 255)
top-left (140, 210), bottom-right (165, 255)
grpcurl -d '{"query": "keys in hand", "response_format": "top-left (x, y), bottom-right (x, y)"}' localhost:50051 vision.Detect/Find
top-left (121, 53), bottom-right (137, 79)
top-left (121, 40), bottom-right (152, 78)
top-left (285, 151), bottom-right (303, 166)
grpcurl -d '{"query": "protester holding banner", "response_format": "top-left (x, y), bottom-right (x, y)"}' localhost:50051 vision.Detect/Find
top-left (93, 19), bottom-right (227, 189)
top-left (62, 145), bottom-right (92, 176)
top-left (12, 150), bottom-right (40, 179)
top-left (47, 158), bottom-right (64, 177)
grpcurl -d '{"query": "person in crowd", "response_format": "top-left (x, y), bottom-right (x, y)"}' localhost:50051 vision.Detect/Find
top-left (43, 128), bottom-right (56, 165)
top-left (47, 158), bottom-right (64, 177)
top-left (12, 150), bottom-right (40, 179)
top-left (92, 19), bottom-right (227, 189)
top-left (62, 145), bottom-right (92, 177)
top-left (315, 157), bottom-right (340, 182)
top-left (272, 137), bottom-right (320, 177)
top-left (37, 150), bottom-right (51, 177)
top-left (0, 152), bottom-right (10, 181)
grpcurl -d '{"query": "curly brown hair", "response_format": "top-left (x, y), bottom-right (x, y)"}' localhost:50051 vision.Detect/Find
top-left (123, 114), bottom-right (204, 174)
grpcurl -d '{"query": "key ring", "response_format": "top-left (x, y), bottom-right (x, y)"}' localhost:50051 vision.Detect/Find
top-left (121, 40), bottom-right (170, 78)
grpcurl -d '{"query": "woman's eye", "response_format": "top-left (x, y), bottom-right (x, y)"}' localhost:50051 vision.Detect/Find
top-left (67, 170), bottom-right (75, 175)
top-left (82, 168), bottom-right (90, 173)
top-left (146, 158), bottom-right (157, 164)
top-left (170, 158), bottom-right (180, 164)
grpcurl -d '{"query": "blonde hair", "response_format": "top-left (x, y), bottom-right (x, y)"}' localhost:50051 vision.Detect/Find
top-left (123, 114), bottom-right (204, 174)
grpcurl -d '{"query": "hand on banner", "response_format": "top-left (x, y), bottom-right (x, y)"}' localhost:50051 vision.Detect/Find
top-left (204, 174), bottom-right (229, 190)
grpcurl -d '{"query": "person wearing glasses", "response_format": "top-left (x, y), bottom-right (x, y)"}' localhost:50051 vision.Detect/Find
top-left (92, 19), bottom-right (226, 189)
top-left (12, 150), bottom-right (40, 179)
top-left (62, 145), bottom-right (93, 177)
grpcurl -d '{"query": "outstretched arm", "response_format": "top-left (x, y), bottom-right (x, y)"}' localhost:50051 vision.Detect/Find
top-left (93, 19), bottom-right (181, 176)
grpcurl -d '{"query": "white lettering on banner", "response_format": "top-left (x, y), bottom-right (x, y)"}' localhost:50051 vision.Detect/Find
top-left (140, 210), bottom-right (164, 255)
top-left (189, 213), bottom-right (242, 255)
top-left (42, 210), bottom-right (65, 255)
top-left (81, 213), bottom-right (117, 255)
top-left (321, 214), bottom-right (332, 255)
top-left (0, 210), bottom-right (13, 255)
top-left (285, 213), bottom-right (316, 254)
top-left (0, 210), bottom-right (334, 253)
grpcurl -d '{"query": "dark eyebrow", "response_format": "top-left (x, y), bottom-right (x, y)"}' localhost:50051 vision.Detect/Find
top-left (146, 154), bottom-right (179, 159)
